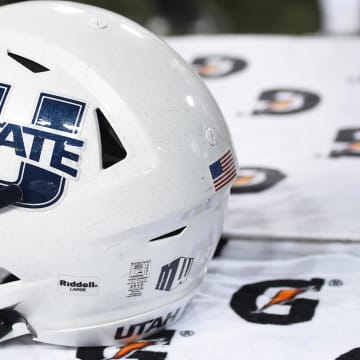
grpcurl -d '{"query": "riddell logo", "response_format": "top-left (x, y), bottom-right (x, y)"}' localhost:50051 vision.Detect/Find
top-left (58, 275), bottom-right (99, 296)
top-left (59, 280), bottom-right (98, 289)
top-left (192, 55), bottom-right (247, 78)
top-left (253, 89), bottom-right (320, 115)
top-left (76, 329), bottom-right (176, 360)
top-left (230, 278), bottom-right (324, 325)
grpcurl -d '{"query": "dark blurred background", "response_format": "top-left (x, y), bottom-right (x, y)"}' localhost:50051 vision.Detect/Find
top-left (0, 0), bottom-right (321, 35)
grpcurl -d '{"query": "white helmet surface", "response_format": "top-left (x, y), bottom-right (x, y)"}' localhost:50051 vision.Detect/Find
top-left (0, 1), bottom-right (237, 347)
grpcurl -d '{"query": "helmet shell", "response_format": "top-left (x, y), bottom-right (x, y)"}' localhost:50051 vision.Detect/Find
top-left (0, 1), bottom-right (237, 346)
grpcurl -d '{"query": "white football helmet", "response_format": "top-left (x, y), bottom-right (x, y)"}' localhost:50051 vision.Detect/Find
top-left (0, 1), bottom-right (237, 346)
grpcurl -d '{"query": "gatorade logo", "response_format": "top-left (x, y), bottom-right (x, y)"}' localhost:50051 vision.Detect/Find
top-left (230, 278), bottom-right (325, 325)
top-left (231, 167), bottom-right (285, 194)
top-left (330, 128), bottom-right (360, 158)
top-left (253, 89), bottom-right (320, 115)
top-left (76, 330), bottom-right (176, 360)
top-left (192, 55), bottom-right (247, 78)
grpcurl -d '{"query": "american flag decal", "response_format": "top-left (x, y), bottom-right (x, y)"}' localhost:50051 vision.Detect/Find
top-left (209, 150), bottom-right (236, 192)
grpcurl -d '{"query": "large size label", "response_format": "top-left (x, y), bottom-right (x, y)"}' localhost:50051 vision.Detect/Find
top-left (58, 275), bottom-right (100, 296)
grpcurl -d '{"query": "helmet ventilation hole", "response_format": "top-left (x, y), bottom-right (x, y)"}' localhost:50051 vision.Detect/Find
top-left (96, 108), bottom-right (127, 169)
top-left (150, 227), bottom-right (187, 242)
top-left (7, 51), bottom-right (50, 73)
top-left (0, 268), bottom-right (20, 285)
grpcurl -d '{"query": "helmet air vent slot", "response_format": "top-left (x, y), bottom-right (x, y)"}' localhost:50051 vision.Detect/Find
top-left (150, 227), bottom-right (187, 242)
top-left (96, 108), bottom-right (127, 169)
top-left (7, 51), bottom-right (50, 73)
top-left (0, 268), bottom-right (20, 285)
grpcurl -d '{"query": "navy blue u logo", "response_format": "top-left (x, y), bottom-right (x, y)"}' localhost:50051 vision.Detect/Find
top-left (0, 83), bottom-right (86, 209)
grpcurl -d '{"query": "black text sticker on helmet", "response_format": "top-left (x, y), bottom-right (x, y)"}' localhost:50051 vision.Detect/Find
top-left (230, 278), bottom-right (324, 325)
top-left (156, 257), bottom-right (194, 292)
top-left (115, 308), bottom-right (181, 340)
top-left (127, 260), bottom-right (151, 297)
top-left (330, 128), bottom-right (360, 158)
top-left (0, 88), bottom-right (86, 209)
top-left (77, 329), bottom-right (176, 360)
top-left (231, 167), bottom-right (286, 194)
top-left (192, 56), bottom-right (247, 78)
top-left (58, 275), bottom-right (100, 296)
top-left (253, 89), bottom-right (321, 115)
